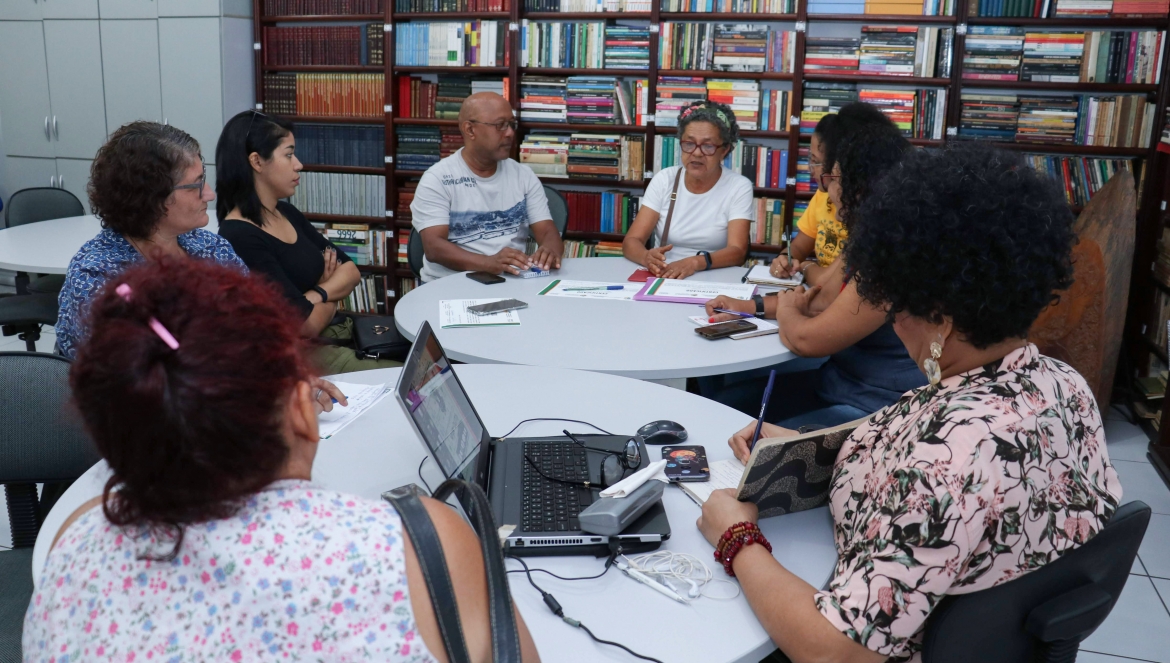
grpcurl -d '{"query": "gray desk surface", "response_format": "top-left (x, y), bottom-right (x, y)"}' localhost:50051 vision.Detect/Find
top-left (32, 365), bottom-right (836, 663)
top-left (393, 258), bottom-right (795, 380)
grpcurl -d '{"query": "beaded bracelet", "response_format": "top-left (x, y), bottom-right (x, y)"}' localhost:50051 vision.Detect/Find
top-left (713, 522), bottom-right (772, 577)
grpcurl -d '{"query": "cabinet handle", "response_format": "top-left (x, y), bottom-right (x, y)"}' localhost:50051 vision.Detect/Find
top-left (52, 116), bottom-right (58, 139)
top-left (50, 176), bottom-right (56, 187)
top-left (44, 116), bottom-right (50, 140)
top-left (59, 175), bottom-right (65, 189)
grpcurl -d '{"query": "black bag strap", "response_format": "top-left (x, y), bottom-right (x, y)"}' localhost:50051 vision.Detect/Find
top-left (385, 479), bottom-right (521, 663)
top-left (659, 168), bottom-right (684, 248)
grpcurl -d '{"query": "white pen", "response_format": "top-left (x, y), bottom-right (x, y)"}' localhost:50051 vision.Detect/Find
top-left (615, 560), bottom-right (688, 604)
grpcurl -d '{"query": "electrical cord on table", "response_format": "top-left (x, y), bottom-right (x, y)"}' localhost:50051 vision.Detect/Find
top-left (507, 553), bottom-right (666, 663)
top-left (417, 456), bottom-right (434, 495)
top-left (496, 418), bottom-right (614, 440)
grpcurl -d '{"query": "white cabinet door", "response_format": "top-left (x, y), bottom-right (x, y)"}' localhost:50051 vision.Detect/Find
top-left (54, 158), bottom-right (93, 213)
top-left (0, 22), bottom-right (54, 158)
top-left (39, 0), bottom-right (99, 18)
top-left (44, 20), bottom-right (108, 159)
top-left (159, 18), bottom-right (223, 163)
top-left (0, 0), bottom-right (42, 20)
top-left (3, 157), bottom-right (58, 194)
top-left (98, 0), bottom-right (157, 18)
top-left (157, 0), bottom-right (219, 16)
top-left (101, 20), bottom-right (162, 133)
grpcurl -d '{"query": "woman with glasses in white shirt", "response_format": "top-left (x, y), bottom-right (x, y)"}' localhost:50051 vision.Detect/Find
top-left (622, 101), bottom-right (753, 279)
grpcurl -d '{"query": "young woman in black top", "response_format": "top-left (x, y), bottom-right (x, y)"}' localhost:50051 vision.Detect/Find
top-left (215, 110), bottom-right (400, 373)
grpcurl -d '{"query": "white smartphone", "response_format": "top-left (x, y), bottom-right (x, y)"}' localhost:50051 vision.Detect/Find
top-left (467, 299), bottom-right (528, 315)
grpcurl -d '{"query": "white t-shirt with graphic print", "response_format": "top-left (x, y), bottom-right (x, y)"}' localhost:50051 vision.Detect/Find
top-left (410, 149), bottom-right (552, 282)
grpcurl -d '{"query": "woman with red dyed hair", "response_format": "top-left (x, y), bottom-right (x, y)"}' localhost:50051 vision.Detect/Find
top-left (24, 259), bottom-right (540, 663)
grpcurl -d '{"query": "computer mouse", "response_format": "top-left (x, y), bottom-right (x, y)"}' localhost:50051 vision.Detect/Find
top-left (637, 420), bottom-right (688, 445)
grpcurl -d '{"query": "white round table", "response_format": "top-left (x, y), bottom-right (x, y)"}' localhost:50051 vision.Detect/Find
top-left (33, 365), bottom-right (836, 663)
top-left (0, 213), bottom-right (216, 274)
top-left (394, 258), bottom-right (795, 380)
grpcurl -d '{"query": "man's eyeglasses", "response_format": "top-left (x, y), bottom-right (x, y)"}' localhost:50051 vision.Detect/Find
top-left (468, 119), bottom-right (519, 132)
top-left (680, 141), bottom-right (725, 156)
top-left (173, 161), bottom-right (207, 196)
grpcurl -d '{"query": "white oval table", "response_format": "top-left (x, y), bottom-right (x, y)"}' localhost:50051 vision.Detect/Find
top-left (394, 258), bottom-right (795, 381)
top-left (33, 365), bottom-right (836, 663)
top-left (0, 213), bottom-right (216, 274)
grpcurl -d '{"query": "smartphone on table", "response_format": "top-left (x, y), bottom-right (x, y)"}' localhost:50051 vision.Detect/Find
top-left (661, 446), bottom-right (710, 482)
top-left (467, 271), bottom-right (505, 285)
top-left (695, 319), bottom-right (757, 340)
top-left (467, 299), bottom-right (528, 315)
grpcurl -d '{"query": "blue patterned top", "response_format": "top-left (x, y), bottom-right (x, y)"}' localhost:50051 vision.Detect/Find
top-left (56, 228), bottom-right (245, 358)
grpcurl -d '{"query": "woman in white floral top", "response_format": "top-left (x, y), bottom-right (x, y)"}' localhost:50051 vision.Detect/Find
top-left (25, 258), bottom-right (540, 663)
top-left (697, 143), bottom-right (1123, 663)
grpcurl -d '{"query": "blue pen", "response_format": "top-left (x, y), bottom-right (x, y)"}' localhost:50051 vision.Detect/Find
top-left (749, 370), bottom-right (777, 452)
top-left (563, 285), bottom-right (624, 291)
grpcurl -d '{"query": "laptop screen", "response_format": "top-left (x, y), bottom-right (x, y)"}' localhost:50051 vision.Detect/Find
top-left (396, 322), bottom-right (486, 484)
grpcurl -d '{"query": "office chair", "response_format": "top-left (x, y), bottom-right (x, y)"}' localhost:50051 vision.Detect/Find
top-left (0, 294), bottom-right (57, 352)
top-left (3, 187), bottom-right (84, 296)
top-left (408, 228), bottom-right (425, 281)
top-left (541, 186), bottom-right (568, 237)
top-left (922, 500), bottom-right (1151, 663)
top-left (0, 353), bottom-right (100, 662)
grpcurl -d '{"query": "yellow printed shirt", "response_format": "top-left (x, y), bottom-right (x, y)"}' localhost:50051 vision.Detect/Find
top-left (795, 190), bottom-right (847, 267)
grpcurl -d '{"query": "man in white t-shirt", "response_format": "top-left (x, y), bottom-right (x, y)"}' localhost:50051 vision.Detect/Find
top-left (410, 92), bottom-right (564, 282)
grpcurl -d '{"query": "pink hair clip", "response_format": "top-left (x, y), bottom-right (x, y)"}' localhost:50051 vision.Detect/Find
top-left (115, 283), bottom-right (180, 350)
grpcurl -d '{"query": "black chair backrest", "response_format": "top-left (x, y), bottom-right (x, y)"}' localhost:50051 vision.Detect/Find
top-left (408, 228), bottom-right (425, 281)
top-left (922, 501), bottom-right (1151, 663)
top-left (540, 185), bottom-right (568, 238)
top-left (4, 187), bottom-right (84, 229)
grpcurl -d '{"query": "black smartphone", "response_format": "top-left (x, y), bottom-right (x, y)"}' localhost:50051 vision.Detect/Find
top-left (467, 271), bottom-right (505, 285)
top-left (661, 446), bottom-right (710, 482)
top-left (466, 299), bottom-right (528, 315)
top-left (695, 319), bottom-right (757, 340)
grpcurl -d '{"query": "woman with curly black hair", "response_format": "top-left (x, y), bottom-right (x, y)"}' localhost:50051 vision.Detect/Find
top-left (622, 100), bottom-right (753, 278)
top-left (706, 123), bottom-right (924, 428)
top-left (697, 142), bottom-right (1122, 663)
top-left (56, 121), bottom-right (244, 358)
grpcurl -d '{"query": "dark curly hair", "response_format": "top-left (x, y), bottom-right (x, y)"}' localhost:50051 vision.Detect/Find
top-left (834, 123), bottom-right (910, 230)
top-left (88, 122), bottom-right (201, 240)
top-left (70, 258), bottom-right (313, 559)
top-left (216, 110), bottom-right (294, 227)
top-left (845, 143), bottom-right (1076, 349)
top-left (678, 100), bottom-right (741, 149)
top-left (822, 101), bottom-right (899, 180)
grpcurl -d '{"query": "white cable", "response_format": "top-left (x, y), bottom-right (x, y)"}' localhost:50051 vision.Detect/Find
top-left (622, 551), bottom-right (741, 601)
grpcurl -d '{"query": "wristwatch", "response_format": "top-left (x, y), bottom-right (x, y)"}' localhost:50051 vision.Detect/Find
top-left (752, 295), bottom-right (766, 318)
top-left (697, 251), bottom-right (713, 271)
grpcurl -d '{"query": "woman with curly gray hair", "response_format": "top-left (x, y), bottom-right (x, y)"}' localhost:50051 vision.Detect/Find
top-left (622, 100), bottom-right (753, 278)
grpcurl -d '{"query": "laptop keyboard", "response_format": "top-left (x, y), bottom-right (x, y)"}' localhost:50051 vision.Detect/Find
top-left (521, 441), bottom-right (594, 533)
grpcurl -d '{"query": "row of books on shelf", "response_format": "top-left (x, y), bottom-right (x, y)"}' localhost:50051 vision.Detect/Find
top-left (337, 275), bottom-right (393, 314)
top-left (311, 222), bottom-right (394, 266)
top-left (1150, 287), bottom-right (1170, 352)
top-left (525, 0), bottom-right (652, 9)
top-left (958, 92), bottom-right (1154, 146)
top-left (399, 277), bottom-right (419, 296)
top-left (1160, 105), bottom-right (1170, 150)
top-left (661, 0), bottom-right (796, 10)
top-left (805, 26), bottom-right (954, 78)
top-left (653, 135), bottom-right (790, 186)
top-left (963, 27), bottom-right (1163, 84)
top-left (394, 21), bottom-right (509, 67)
top-left (659, 24), bottom-right (796, 73)
top-left (800, 82), bottom-right (949, 139)
top-left (519, 22), bottom-right (650, 69)
top-left (564, 190), bottom-right (642, 233)
top-left (296, 123), bottom-right (385, 168)
top-left (398, 76), bottom-right (508, 119)
top-left (655, 77), bottom-right (776, 129)
top-left (289, 172), bottom-right (387, 217)
top-left (519, 133), bottom-right (647, 179)
top-left (395, 0), bottom-right (507, 10)
top-left (1024, 153), bottom-right (1139, 205)
top-left (752, 197), bottom-right (786, 244)
top-left (807, 0), bottom-right (955, 15)
top-left (520, 76), bottom-right (644, 124)
top-left (970, 0), bottom-right (1170, 17)
top-left (262, 0), bottom-right (382, 14)
top-left (262, 25), bottom-right (383, 67)
top-left (396, 125), bottom-right (464, 170)
top-left (263, 72), bottom-right (384, 117)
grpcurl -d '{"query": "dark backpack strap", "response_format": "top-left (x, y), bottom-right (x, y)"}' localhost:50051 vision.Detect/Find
top-left (659, 168), bottom-right (684, 248)
top-left (386, 490), bottom-right (472, 663)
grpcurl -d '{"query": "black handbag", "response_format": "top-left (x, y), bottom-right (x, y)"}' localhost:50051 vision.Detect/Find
top-left (350, 315), bottom-right (412, 361)
top-left (383, 480), bottom-right (522, 663)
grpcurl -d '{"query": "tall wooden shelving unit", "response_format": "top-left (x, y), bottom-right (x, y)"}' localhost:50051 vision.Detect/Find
top-left (252, 0), bottom-right (1170, 363)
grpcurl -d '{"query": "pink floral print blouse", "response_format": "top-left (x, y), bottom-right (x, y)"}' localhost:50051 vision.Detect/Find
top-left (24, 480), bottom-right (437, 663)
top-left (815, 344), bottom-right (1123, 661)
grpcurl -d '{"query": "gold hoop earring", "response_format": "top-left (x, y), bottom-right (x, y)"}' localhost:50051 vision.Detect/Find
top-left (923, 336), bottom-right (944, 386)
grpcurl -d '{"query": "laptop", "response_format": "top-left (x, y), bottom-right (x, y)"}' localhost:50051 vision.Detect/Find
top-left (394, 320), bottom-right (670, 557)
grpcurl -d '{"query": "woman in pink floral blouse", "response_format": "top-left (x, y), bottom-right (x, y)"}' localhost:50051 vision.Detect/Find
top-left (697, 143), bottom-right (1123, 663)
top-left (24, 258), bottom-right (540, 663)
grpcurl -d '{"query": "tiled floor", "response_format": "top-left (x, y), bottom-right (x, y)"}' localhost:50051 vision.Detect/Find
top-left (2, 371), bottom-right (1169, 660)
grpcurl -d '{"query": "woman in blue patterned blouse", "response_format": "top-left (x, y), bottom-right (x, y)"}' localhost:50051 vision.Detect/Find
top-left (56, 122), bottom-right (245, 357)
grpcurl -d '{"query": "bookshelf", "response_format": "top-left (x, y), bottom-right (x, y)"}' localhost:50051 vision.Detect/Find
top-left (251, 0), bottom-right (1170, 348)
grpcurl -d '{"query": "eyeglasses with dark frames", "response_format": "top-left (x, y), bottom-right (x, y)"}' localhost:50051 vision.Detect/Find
top-left (172, 161), bottom-right (207, 196)
top-left (680, 141), bottom-right (726, 156)
top-left (468, 119), bottom-right (519, 132)
top-left (523, 433), bottom-right (642, 490)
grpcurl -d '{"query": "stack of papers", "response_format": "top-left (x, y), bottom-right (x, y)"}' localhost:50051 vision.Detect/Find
top-left (743, 264), bottom-right (804, 289)
top-left (690, 315), bottom-right (779, 339)
top-left (538, 279), bottom-right (636, 300)
top-left (317, 381), bottom-right (390, 439)
top-left (439, 299), bottom-right (522, 328)
top-left (676, 459), bottom-right (746, 505)
top-left (634, 278), bottom-right (757, 304)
